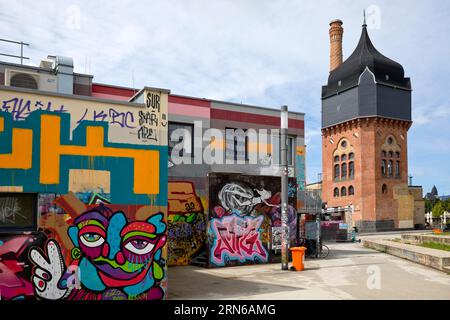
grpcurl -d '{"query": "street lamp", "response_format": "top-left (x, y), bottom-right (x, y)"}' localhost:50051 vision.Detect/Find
top-left (281, 105), bottom-right (289, 270)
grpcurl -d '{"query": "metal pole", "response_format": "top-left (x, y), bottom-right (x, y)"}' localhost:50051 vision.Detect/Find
top-left (20, 42), bottom-right (23, 64)
top-left (280, 105), bottom-right (289, 270)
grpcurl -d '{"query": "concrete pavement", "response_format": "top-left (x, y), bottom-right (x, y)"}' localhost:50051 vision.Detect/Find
top-left (168, 231), bottom-right (450, 300)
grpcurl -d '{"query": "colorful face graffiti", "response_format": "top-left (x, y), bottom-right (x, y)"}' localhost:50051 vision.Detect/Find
top-left (29, 205), bottom-right (167, 300)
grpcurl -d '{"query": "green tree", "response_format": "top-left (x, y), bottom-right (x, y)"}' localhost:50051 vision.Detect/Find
top-left (432, 201), bottom-right (445, 218)
top-left (425, 199), bottom-right (434, 212)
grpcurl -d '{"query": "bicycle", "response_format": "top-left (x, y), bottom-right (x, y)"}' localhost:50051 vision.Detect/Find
top-left (298, 238), bottom-right (330, 259)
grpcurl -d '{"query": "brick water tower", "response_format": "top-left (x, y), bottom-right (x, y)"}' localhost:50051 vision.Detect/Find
top-left (321, 18), bottom-right (413, 232)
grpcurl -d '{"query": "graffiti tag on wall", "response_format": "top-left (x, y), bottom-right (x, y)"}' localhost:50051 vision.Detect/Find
top-left (209, 214), bottom-right (268, 266)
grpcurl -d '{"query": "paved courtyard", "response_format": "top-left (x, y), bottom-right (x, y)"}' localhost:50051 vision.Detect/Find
top-left (168, 231), bottom-right (450, 300)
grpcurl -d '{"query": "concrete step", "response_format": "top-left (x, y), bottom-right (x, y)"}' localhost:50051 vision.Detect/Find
top-left (363, 239), bottom-right (450, 273)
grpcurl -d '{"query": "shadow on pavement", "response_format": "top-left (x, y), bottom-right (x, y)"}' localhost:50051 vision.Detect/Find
top-left (168, 266), bottom-right (305, 299)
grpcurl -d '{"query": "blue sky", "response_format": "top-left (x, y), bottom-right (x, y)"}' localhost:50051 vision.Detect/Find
top-left (0, 0), bottom-right (449, 195)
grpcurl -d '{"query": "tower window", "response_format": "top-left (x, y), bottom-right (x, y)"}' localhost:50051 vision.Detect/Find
top-left (388, 151), bottom-right (393, 158)
top-left (334, 164), bottom-right (340, 180)
top-left (382, 184), bottom-right (388, 194)
top-left (334, 188), bottom-right (339, 197)
top-left (349, 152), bottom-right (354, 160)
top-left (341, 140), bottom-right (347, 148)
top-left (395, 151), bottom-right (400, 158)
top-left (395, 161), bottom-right (400, 177)
top-left (382, 150), bottom-right (387, 158)
top-left (341, 187), bottom-right (347, 197)
top-left (388, 137), bottom-right (394, 145)
top-left (381, 160), bottom-right (387, 175)
top-left (341, 163), bottom-right (347, 179)
top-left (349, 161), bottom-right (354, 178)
top-left (349, 186), bottom-right (355, 196)
top-left (334, 155), bottom-right (340, 162)
top-left (341, 154), bottom-right (347, 162)
top-left (388, 160), bottom-right (393, 176)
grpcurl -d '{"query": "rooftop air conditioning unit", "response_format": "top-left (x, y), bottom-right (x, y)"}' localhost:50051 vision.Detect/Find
top-left (5, 69), bottom-right (40, 90)
top-left (39, 59), bottom-right (55, 69)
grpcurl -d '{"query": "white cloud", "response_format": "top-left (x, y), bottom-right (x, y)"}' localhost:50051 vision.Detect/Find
top-left (0, 0), bottom-right (449, 192)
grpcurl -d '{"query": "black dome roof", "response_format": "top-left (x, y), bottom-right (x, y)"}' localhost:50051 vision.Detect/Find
top-left (322, 24), bottom-right (411, 98)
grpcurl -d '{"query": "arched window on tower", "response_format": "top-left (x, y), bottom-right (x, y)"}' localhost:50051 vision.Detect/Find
top-left (341, 163), bottom-right (347, 179)
top-left (334, 188), bottom-right (339, 197)
top-left (334, 164), bottom-right (340, 180)
top-left (349, 152), bottom-right (354, 160)
top-left (381, 160), bottom-right (386, 176)
top-left (382, 150), bottom-right (387, 158)
top-left (389, 151), bottom-right (394, 158)
top-left (395, 161), bottom-right (400, 177)
top-left (334, 155), bottom-right (340, 162)
top-left (341, 187), bottom-right (347, 197)
top-left (341, 154), bottom-right (347, 162)
top-left (388, 160), bottom-right (393, 176)
top-left (349, 186), bottom-right (355, 196)
top-left (395, 151), bottom-right (400, 158)
top-left (349, 161), bottom-right (354, 178)
top-left (382, 184), bottom-right (388, 194)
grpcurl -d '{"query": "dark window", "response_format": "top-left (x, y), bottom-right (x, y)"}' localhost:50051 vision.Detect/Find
top-left (334, 164), bottom-right (340, 179)
top-left (10, 73), bottom-right (38, 89)
top-left (341, 187), bottom-right (347, 197)
top-left (341, 154), bottom-right (347, 162)
top-left (286, 136), bottom-right (294, 166)
top-left (341, 140), bottom-right (347, 148)
top-left (389, 151), bottom-right (393, 158)
top-left (334, 188), bottom-right (339, 197)
top-left (388, 160), bottom-right (393, 176)
top-left (382, 184), bottom-right (388, 194)
top-left (388, 137), bottom-right (394, 145)
top-left (349, 161), bottom-right (354, 178)
top-left (349, 152), bottom-right (354, 160)
top-left (0, 193), bottom-right (38, 232)
top-left (348, 186), bottom-right (355, 195)
top-left (395, 161), bottom-right (400, 177)
top-left (382, 150), bottom-right (387, 158)
top-left (341, 163), bottom-right (347, 178)
top-left (168, 122), bottom-right (194, 158)
top-left (334, 155), bottom-right (340, 162)
top-left (395, 151), bottom-right (400, 158)
top-left (381, 160), bottom-right (386, 175)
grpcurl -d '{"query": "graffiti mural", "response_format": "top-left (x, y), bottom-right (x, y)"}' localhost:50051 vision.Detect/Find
top-left (29, 200), bottom-right (167, 300)
top-left (0, 88), bottom-right (168, 300)
top-left (167, 181), bottom-right (206, 266)
top-left (0, 110), bottom-right (167, 205)
top-left (210, 214), bottom-right (268, 266)
top-left (208, 173), bottom-right (297, 267)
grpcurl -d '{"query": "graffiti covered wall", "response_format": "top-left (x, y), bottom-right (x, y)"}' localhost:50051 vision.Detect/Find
top-left (0, 87), bottom-right (168, 300)
top-left (208, 173), bottom-right (297, 267)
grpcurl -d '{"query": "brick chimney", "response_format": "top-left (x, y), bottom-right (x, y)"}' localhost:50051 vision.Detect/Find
top-left (329, 19), bottom-right (343, 72)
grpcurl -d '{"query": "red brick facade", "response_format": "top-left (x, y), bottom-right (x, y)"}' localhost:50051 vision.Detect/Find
top-left (322, 117), bottom-right (412, 230)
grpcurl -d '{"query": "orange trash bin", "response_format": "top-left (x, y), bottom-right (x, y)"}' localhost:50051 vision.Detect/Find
top-left (290, 247), bottom-right (307, 271)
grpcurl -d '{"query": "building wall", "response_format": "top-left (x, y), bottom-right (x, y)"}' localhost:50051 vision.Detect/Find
top-left (322, 117), bottom-right (412, 232)
top-left (0, 87), bottom-right (168, 300)
top-left (166, 96), bottom-right (306, 267)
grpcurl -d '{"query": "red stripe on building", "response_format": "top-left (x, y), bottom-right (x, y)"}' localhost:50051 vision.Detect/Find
top-left (168, 95), bottom-right (211, 108)
top-left (211, 108), bottom-right (304, 129)
top-left (92, 83), bottom-right (136, 98)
